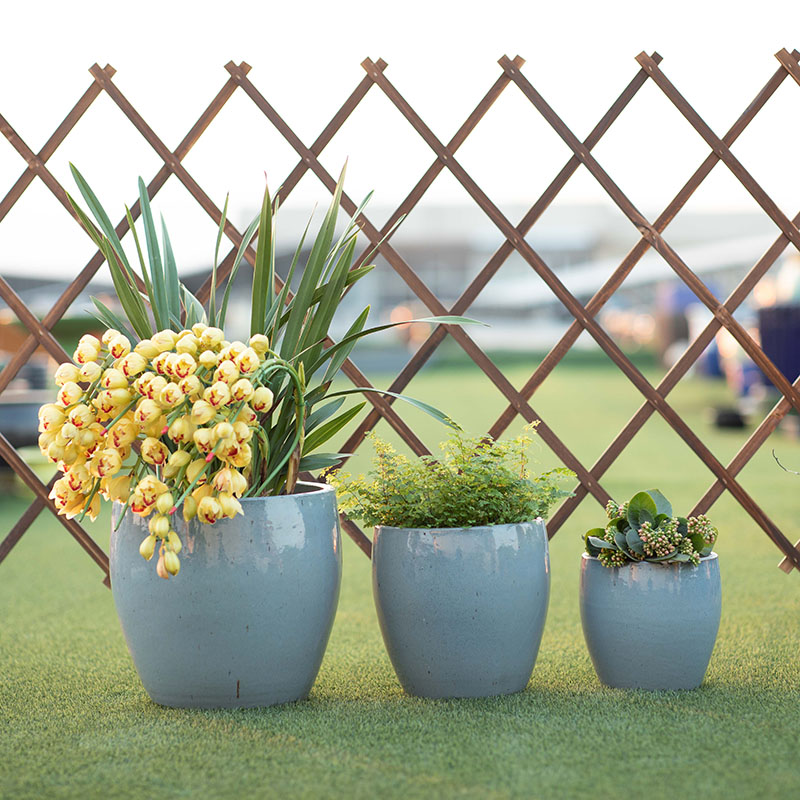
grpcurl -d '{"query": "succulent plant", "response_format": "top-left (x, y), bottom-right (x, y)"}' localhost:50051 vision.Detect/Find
top-left (584, 489), bottom-right (717, 567)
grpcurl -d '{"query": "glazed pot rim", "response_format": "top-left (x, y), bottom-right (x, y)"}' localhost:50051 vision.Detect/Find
top-left (374, 518), bottom-right (545, 535)
top-left (237, 480), bottom-right (334, 501)
top-left (112, 480), bottom-right (333, 512)
top-left (581, 551), bottom-right (718, 564)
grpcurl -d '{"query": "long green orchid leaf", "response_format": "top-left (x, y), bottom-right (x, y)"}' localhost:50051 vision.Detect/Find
top-left (325, 387), bottom-right (460, 430)
top-left (302, 402), bottom-right (365, 454)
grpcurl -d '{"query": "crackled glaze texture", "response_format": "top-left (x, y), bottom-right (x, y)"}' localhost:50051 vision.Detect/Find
top-left (110, 482), bottom-right (341, 708)
top-left (579, 553), bottom-right (721, 690)
top-left (372, 520), bottom-right (550, 699)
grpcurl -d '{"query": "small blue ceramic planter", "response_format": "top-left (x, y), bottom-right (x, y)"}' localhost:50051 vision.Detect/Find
top-left (579, 552), bottom-right (721, 690)
top-left (372, 519), bottom-right (550, 699)
top-left (110, 481), bottom-right (341, 709)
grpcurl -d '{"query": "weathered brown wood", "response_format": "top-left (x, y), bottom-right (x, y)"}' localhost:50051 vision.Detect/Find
top-left (500, 54), bottom-right (800, 417)
top-left (1, 54), bottom-right (799, 572)
top-left (231, 62), bottom-right (610, 504)
top-left (0, 66), bottom-right (114, 224)
top-left (0, 64), bottom-right (249, 394)
top-left (344, 53), bottom-right (660, 455)
top-left (548, 202), bottom-right (800, 538)
top-left (489, 52), bottom-right (797, 440)
top-left (0, 433), bottom-right (109, 578)
top-left (0, 485), bottom-right (52, 564)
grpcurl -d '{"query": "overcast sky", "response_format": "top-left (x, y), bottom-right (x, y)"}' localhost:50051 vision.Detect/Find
top-left (1, 0), bottom-right (799, 276)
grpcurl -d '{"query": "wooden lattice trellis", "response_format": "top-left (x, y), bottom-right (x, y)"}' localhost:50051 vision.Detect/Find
top-left (2, 51), bottom-right (800, 587)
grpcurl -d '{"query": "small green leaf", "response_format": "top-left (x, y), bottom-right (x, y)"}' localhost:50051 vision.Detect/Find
top-left (219, 211), bottom-right (260, 330)
top-left (250, 183), bottom-right (274, 337)
top-left (626, 527), bottom-right (645, 555)
top-left (210, 194), bottom-right (229, 327)
top-left (587, 534), bottom-right (614, 551)
top-left (646, 489), bottom-right (673, 518)
top-left (627, 491), bottom-right (657, 529)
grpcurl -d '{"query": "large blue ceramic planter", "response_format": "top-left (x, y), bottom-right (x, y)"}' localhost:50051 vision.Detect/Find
top-left (579, 553), bottom-right (721, 690)
top-left (372, 519), bottom-right (550, 699)
top-left (110, 481), bottom-right (342, 708)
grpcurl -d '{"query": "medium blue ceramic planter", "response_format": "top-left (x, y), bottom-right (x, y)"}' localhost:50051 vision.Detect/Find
top-left (579, 553), bottom-right (721, 690)
top-left (372, 519), bottom-right (550, 699)
top-left (110, 481), bottom-right (341, 708)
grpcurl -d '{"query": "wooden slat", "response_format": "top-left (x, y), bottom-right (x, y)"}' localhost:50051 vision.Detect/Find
top-left (0, 63), bottom-right (249, 395)
top-left (0, 433), bottom-right (109, 577)
top-left (1, 54), bottom-right (799, 572)
top-left (500, 54), bottom-right (800, 416)
top-left (227, 62), bottom-right (610, 505)
top-left (0, 65), bottom-right (114, 224)
top-left (547, 202), bottom-right (800, 536)
top-left (343, 53), bottom-right (660, 455)
top-left (489, 52), bottom-right (797, 439)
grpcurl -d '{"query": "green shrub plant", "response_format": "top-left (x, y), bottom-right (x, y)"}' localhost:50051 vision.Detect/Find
top-left (584, 489), bottom-right (718, 568)
top-left (327, 424), bottom-right (574, 528)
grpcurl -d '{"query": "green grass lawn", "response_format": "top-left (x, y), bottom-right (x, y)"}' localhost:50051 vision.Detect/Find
top-left (2, 353), bottom-right (799, 799)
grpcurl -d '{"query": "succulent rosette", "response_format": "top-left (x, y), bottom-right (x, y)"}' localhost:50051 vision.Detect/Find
top-left (39, 164), bottom-right (478, 580)
top-left (583, 489), bottom-right (718, 567)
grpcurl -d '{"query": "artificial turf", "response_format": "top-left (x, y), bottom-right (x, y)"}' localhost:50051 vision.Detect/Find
top-left (1, 355), bottom-right (799, 799)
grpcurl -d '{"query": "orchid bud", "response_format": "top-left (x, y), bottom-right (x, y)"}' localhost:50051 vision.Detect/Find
top-left (156, 492), bottom-right (175, 515)
top-left (108, 334), bottom-right (131, 359)
top-left (54, 363), bottom-right (81, 386)
top-left (149, 514), bottom-right (171, 537)
top-left (39, 403), bottom-right (66, 432)
top-left (163, 448), bottom-right (192, 478)
top-left (79, 361), bottom-right (103, 383)
top-left (252, 386), bottom-right (274, 413)
top-left (163, 550), bottom-right (181, 576)
top-left (167, 530), bottom-right (182, 554)
top-left (139, 534), bottom-right (157, 561)
top-left (134, 339), bottom-right (160, 359)
top-left (151, 329), bottom-right (179, 352)
top-left (186, 459), bottom-right (208, 485)
top-left (57, 382), bottom-right (83, 407)
top-left (190, 399), bottom-right (216, 425)
top-left (248, 334), bottom-right (270, 355)
top-left (182, 496), bottom-right (198, 521)
top-left (214, 422), bottom-right (234, 441)
top-left (175, 334), bottom-right (199, 356)
top-left (156, 552), bottom-right (170, 580)
top-left (199, 327), bottom-right (224, 349)
top-left (198, 349), bottom-right (219, 368)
